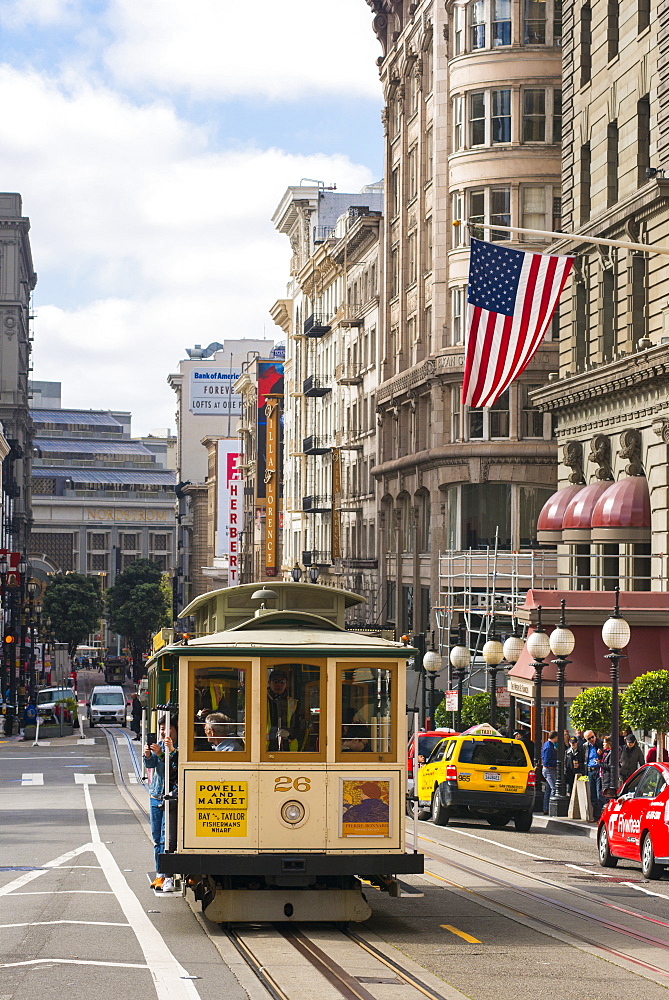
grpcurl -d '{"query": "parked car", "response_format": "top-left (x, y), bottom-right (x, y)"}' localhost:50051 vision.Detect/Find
top-left (35, 687), bottom-right (75, 725)
top-left (416, 723), bottom-right (535, 831)
top-left (598, 762), bottom-right (669, 879)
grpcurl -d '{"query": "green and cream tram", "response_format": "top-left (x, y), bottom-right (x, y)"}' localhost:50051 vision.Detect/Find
top-left (147, 581), bottom-right (423, 923)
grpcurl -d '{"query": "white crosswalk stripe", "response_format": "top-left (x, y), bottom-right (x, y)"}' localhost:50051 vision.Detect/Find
top-left (21, 773), bottom-right (44, 786)
top-left (127, 772), bottom-right (137, 784)
top-left (73, 774), bottom-right (96, 784)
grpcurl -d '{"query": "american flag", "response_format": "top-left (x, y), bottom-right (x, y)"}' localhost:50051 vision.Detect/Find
top-left (462, 238), bottom-right (574, 408)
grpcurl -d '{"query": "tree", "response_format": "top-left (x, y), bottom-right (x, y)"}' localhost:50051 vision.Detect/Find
top-left (42, 573), bottom-right (104, 657)
top-left (623, 670), bottom-right (669, 757)
top-left (106, 560), bottom-right (170, 681)
top-left (569, 686), bottom-right (626, 736)
top-left (435, 692), bottom-right (508, 731)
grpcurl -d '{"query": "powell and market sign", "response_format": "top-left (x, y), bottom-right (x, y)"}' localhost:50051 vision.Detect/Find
top-left (189, 368), bottom-right (242, 415)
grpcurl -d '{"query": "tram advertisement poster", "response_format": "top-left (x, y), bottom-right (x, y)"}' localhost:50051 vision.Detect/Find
top-left (195, 780), bottom-right (248, 837)
top-left (340, 779), bottom-right (391, 838)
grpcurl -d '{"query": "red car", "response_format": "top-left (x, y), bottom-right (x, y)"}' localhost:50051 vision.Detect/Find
top-left (598, 763), bottom-right (669, 879)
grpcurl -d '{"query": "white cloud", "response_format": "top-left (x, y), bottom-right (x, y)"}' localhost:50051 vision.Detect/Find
top-left (105, 0), bottom-right (381, 101)
top-left (0, 0), bottom-right (77, 28)
top-left (0, 67), bottom-right (374, 431)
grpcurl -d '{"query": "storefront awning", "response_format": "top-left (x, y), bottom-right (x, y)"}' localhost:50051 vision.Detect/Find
top-left (537, 483), bottom-right (585, 544)
top-left (562, 480), bottom-right (612, 543)
top-left (591, 475), bottom-right (650, 543)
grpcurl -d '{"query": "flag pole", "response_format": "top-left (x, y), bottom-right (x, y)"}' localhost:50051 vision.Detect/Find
top-left (456, 220), bottom-right (669, 258)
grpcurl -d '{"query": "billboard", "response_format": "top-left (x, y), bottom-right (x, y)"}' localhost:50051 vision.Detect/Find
top-left (189, 367), bottom-right (241, 415)
top-left (256, 361), bottom-right (284, 500)
top-left (216, 441), bottom-right (244, 584)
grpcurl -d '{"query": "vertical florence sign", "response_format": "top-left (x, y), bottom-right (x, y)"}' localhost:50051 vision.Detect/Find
top-left (264, 397), bottom-right (281, 577)
top-left (217, 441), bottom-right (244, 584)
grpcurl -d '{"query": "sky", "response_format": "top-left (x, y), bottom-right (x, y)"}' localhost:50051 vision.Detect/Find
top-left (0, 0), bottom-right (384, 434)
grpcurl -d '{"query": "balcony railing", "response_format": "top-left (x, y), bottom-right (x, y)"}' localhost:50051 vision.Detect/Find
top-left (303, 435), bottom-right (331, 455)
top-left (302, 549), bottom-right (331, 566)
top-left (313, 225), bottom-right (335, 244)
top-left (335, 363), bottom-right (363, 385)
top-left (304, 313), bottom-right (331, 337)
top-left (303, 375), bottom-right (332, 397)
top-left (302, 495), bottom-right (332, 513)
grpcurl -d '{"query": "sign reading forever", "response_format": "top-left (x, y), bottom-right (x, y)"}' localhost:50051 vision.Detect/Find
top-left (195, 780), bottom-right (248, 837)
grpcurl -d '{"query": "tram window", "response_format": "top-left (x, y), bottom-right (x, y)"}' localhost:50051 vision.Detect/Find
top-left (193, 665), bottom-right (246, 754)
top-left (265, 663), bottom-right (321, 753)
top-left (339, 667), bottom-right (393, 758)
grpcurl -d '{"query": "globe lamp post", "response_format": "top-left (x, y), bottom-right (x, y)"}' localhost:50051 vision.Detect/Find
top-left (482, 621), bottom-right (504, 729)
top-left (527, 605), bottom-right (551, 802)
top-left (601, 586), bottom-right (630, 793)
top-left (502, 627), bottom-right (525, 730)
top-left (449, 628), bottom-right (470, 732)
top-left (548, 599), bottom-right (575, 817)
top-left (422, 646), bottom-right (442, 730)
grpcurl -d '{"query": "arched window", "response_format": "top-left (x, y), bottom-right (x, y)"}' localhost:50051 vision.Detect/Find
top-left (416, 489), bottom-right (431, 552)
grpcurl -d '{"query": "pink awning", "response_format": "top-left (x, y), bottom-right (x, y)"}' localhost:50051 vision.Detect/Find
top-left (591, 476), bottom-right (651, 543)
top-left (562, 480), bottom-right (613, 543)
top-left (537, 484), bottom-right (586, 544)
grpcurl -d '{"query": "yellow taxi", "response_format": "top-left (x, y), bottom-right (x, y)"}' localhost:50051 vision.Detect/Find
top-left (416, 724), bottom-right (535, 831)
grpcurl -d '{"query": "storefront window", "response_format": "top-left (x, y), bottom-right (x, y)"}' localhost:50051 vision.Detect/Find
top-left (519, 486), bottom-right (554, 546)
top-left (339, 666), bottom-right (393, 759)
top-left (462, 483), bottom-right (512, 548)
top-left (192, 665), bottom-right (247, 756)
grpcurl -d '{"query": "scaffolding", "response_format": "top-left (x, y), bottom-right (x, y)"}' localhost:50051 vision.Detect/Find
top-left (436, 546), bottom-right (558, 681)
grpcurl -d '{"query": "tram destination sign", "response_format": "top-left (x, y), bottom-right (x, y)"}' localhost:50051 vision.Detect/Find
top-left (189, 367), bottom-right (242, 415)
top-left (195, 780), bottom-right (248, 837)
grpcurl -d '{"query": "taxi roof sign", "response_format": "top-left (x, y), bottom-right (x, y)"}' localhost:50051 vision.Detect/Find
top-left (460, 723), bottom-right (504, 737)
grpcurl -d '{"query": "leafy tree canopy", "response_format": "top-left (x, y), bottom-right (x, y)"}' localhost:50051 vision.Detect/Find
top-left (435, 692), bottom-right (508, 731)
top-left (569, 686), bottom-right (626, 736)
top-left (106, 560), bottom-right (170, 680)
top-left (42, 573), bottom-right (104, 657)
top-left (623, 670), bottom-right (669, 734)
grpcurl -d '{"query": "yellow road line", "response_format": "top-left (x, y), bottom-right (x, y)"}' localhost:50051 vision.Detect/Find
top-left (440, 924), bottom-right (482, 944)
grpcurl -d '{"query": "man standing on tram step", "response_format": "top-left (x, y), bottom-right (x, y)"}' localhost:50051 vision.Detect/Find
top-left (144, 715), bottom-right (178, 892)
top-left (541, 730), bottom-right (559, 814)
top-left (130, 694), bottom-right (142, 741)
top-left (266, 668), bottom-right (305, 751)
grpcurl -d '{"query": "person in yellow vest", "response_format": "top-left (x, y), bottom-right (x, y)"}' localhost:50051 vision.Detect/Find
top-left (266, 668), bottom-right (305, 751)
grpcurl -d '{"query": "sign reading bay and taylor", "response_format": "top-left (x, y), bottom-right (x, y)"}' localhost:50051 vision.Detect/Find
top-left (189, 368), bottom-right (242, 415)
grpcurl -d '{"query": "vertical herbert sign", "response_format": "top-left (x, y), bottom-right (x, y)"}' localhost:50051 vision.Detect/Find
top-left (217, 441), bottom-right (243, 584)
top-left (264, 397), bottom-right (280, 576)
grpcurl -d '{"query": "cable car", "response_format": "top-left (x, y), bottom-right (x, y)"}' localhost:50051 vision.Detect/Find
top-left (148, 581), bottom-right (423, 923)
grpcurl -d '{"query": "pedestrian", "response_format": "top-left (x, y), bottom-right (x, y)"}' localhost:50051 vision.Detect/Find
top-left (565, 735), bottom-right (585, 797)
top-left (514, 730), bottom-right (535, 764)
top-left (599, 736), bottom-right (616, 796)
top-left (144, 715), bottom-right (178, 892)
top-left (541, 730), bottom-right (559, 813)
top-left (575, 729), bottom-right (586, 747)
top-left (646, 743), bottom-right (669, 763)
top-left (130, 694), bottom-right (142, 741)
top-left (584, 730), bottom-right (603, 818)
top-left (619, 733), bottom-right (644, 782)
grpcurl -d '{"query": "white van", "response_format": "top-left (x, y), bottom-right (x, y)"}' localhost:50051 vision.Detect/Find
top-left (88, 685), bottom-right (127, 727)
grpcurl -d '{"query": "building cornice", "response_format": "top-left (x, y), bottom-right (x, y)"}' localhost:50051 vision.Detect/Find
top-left (372, 440), bottom-right (556, 478)
top-left (531, 344), bottom-right (669, 412)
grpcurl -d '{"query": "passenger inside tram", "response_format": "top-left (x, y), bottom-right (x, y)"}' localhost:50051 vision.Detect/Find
top-left (266, 667), bottom-right (307, 751)
top-left (203, 712), bottom-right (245, 751)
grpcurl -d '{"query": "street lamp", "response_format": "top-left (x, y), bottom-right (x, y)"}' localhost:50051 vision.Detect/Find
top-left (291, 564), bottom-right (302, 582)
top-left (502, 625), bottom-right (524, 731)
top-left (526, 605), bottom-right (551, 801)
top-left (423, 643), bottom-right (442, 730)
top-left (548, 599), bottom-right (575, 816)
top-left (601, 585), bottom-right (630, 792)
top-left (308, 564), bottom-right (320, 584)
top-left (449, 626), bottom-right (470, 732)
top-left (482, 620), bottom-right (504, 728)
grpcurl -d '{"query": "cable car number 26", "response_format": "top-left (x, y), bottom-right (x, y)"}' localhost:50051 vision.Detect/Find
top-left (274, 776), bottom-right (311, 792)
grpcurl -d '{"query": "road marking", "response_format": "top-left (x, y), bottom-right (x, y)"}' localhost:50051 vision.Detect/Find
top-left (0, 959), bottom-right (148, 969)
top-left (440, 924), bottom-right (482, 943)
top-left (10, 890), bottom-right (114, 895)
top-left (82, 782), bottom-right (202, 1000)
top-left (127, 772), bottom-right (138, 784)
top-left (0, 921), bottom-right (129, 928)
top-left (417, 828), bottom-right (550, 860)
top-left (74, 773), bottom-right (96, 784)
top-left (21, 773), bottom-right (44, 786)
top-left (0, 844), bottom-right (95, 896)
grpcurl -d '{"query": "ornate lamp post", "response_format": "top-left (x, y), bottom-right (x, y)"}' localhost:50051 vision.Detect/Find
top-left (502, 625), bottom-right (525, 731)
top-left (449, 626), bottom-right (470, 731)
top-left (291, 564), bottom-right (302, 582)
top-left (26, 580), bottom-right (40, 700)
top-left (308, 564), bottom-right (320, 584)
top-left (482, 620), bottom-right (504, 728)
top-left (548, 599), bottom-right (575, 816)
top-left (601, 586), bottom-right (630, 793)
top-left (422, 643), bottom-right (442, 730)
top-left (526, 605), bottom-right (551, 804)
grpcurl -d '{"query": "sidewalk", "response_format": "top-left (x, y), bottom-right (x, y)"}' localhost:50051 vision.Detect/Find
top-left (532, 812), bottom-right (598, 839)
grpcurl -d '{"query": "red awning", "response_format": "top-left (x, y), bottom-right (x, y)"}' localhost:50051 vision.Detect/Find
top-left (591, 476), bottom-right (651, 543)
top-left (537, 484), bottom-right (586, 544)
top-left (562, 480), bottom-right (613, 543)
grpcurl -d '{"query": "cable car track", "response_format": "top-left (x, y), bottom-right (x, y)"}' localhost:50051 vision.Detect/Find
top-left (412, 830), bottom-right (669, 983)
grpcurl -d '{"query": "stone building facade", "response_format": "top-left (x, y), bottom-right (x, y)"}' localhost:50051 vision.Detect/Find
top-left (364, 1), bottom-right (562, 638)
top-left (0, 194), bottom-right (37, 556)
